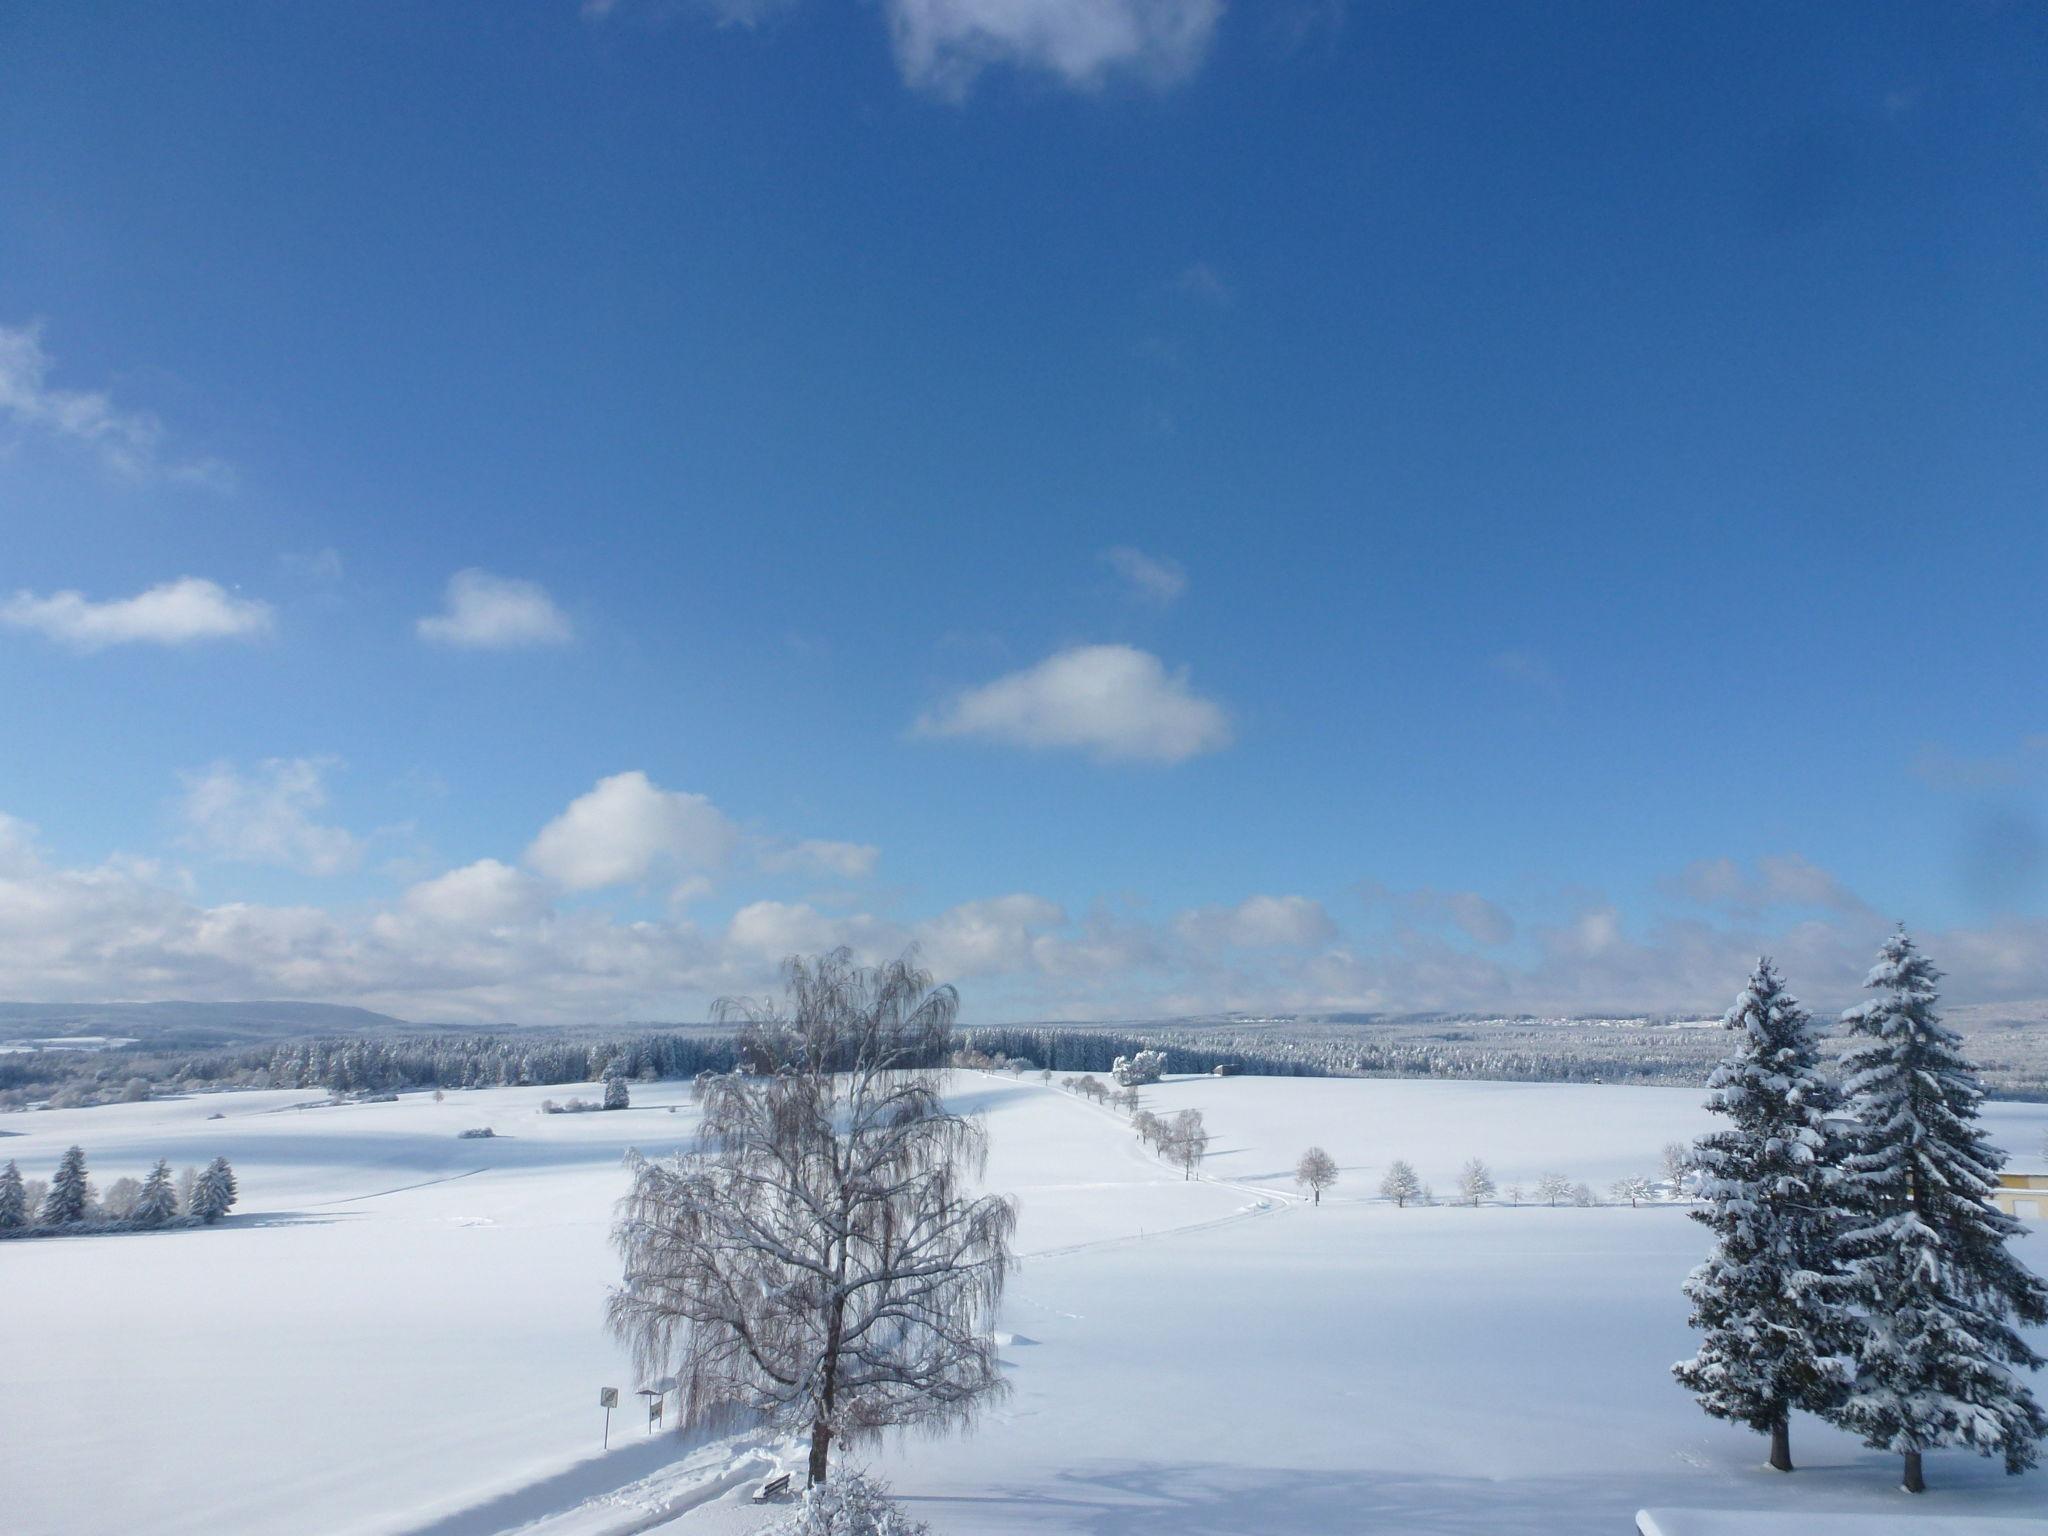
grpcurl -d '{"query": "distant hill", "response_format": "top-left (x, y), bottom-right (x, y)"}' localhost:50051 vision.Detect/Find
top-left (0, 1001), bottom-right (419, 1050)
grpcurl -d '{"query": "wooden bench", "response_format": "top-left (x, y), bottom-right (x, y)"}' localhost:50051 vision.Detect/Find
top-left (752, 1472), bottom-right (792, 1503)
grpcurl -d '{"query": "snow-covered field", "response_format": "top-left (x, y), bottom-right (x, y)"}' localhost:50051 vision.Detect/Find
top-left (2, 1074), bottom-right (2044, 1536)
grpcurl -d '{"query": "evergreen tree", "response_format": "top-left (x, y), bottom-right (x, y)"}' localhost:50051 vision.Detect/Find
top-left (1830, 930), bottom-right (2047, 1492)
top-left (1673, 958), bottom-right (1843, 1473)
top-left (41, 1145), bottom-right (90, 1226)
top-left (602, 1059), bottom-right (630, 1111)
top-left (189, 1156), bottom-right (238, 1224)
top-left (0, 1160), bottom-right (25, 1229)
top-left (133, 1159), bottom-right (180, 1227)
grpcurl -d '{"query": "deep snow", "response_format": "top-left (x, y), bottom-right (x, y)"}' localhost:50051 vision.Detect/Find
top-left (1, 1074), bottom-right (2043, 1536)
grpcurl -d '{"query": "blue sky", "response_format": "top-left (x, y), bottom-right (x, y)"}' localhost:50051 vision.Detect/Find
top-left (1, 1), bottom-right (2043, 1022)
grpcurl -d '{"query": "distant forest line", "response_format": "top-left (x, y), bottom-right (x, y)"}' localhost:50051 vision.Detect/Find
top-left (6, 1008), bottom-right (2047, 1108)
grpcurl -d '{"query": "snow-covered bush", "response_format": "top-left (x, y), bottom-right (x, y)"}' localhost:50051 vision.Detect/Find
top-left (768, 1472), bottom-right (929, 1536)
top-left (458, 1127), bottom-right (496, 1139)
top-left (1111, 1050), bottom-right (1165, 1087)
top-left (1379, 1159), bottom-right (1421, 1207)
top-left (1608, 1175), bottom-right (1654, 1208)
top-left (1457, 1158), bottom-right (1496, 1207)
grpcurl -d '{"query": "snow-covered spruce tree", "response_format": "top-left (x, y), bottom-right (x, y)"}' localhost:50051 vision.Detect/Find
top-left (1673, 957), bottom-right (1842, 1474)
top-left (133, 1160), bottom-right (180, 1227)
top-left (0, 1160), bottom-right (26, 1229)
top-left (189, 1157), bottom-right (238, 1224)
top-left (1457, 1158), bottom-right (1496, 1207)
top-left (609, 949), bottom-right (1016, 1488)
top-left (41, 1145), bottom-right (90, 1226)
top-left (1295, 1147), bottom-right (1338, 1205)
top-left (603, 1059), bottom-right (631, 1111)
top-left (1829, 930), bottom-right (2047, 1493)
top-left (1379, 1159), bottom-right (1421, 1207)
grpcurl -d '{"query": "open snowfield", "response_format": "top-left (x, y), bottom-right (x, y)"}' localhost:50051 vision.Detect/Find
top-left (3, 1073), bottom-right (2045, 1536)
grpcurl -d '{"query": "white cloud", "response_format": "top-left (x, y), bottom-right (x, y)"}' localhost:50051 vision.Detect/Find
top-left (0, 322), bottom-right (229, 486)
top-left (1176, 893), bottom-right (1335, 949)
top-left (1360, 882), bottom-right (1517, 947)
top-left (1669, 853), bottom-right (1869, 916)
top-left (885, 0), bottom-right (1223, 98)
top-left (400, 859), bottom-right (551, 928)
top-left (1101, 545), bottom-right (1188, 605)
top-left (525, 771), bottom-right (738, 892)
top-left (0, 577), bottom-right (273, 651)
top-left (915, 643), bottom-right (1232, 764)
top-left (760, 839), bottom-right (881, 880)
top-left (4, 806), bottom-right (2048, 1026)
top-left (178, 758), bottom-right (362, 877)
top-left (916, 893), bottom-right (1067, 978)
top-left (417, 569), bottom-right (573, 650)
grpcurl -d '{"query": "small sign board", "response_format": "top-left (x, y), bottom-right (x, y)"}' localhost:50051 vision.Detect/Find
top-left (599, 1387), bottom-right (619, 1409)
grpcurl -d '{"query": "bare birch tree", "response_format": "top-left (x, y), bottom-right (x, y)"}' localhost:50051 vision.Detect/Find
top-left (609, 949), bottom-right (1016, 1488)
top-left (1165, 1108), bottom-right (1209, 1179)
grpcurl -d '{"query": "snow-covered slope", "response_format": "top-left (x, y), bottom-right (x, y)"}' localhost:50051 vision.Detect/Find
top-left (1, 1075), bottom-right (2043, 1536)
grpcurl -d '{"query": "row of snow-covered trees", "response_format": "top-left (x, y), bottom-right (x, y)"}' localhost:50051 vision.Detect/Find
top-left (0, 1148), bottom-right (237, 1236)
top-left (1675, 932), bottom-right (2047, 1492)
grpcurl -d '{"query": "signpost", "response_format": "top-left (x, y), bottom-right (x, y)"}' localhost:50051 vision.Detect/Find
top-left (599, 1386), bottom-right (618, 1449)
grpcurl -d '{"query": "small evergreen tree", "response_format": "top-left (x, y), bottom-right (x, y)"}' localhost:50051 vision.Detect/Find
top-left (1379, 1159), bottom-right (1421, 1207)
top-left (0, 1160), bottom-right (25, 1229)
top-left (602, 1060), bottom-right (630, 1111)
top-left (189, 1156), bottom-right (238, 1224)
top-left (1673, 958), bottom-right (1843, 1473)
top-left (1829, 931), bottom-right (2047, 1492)
top-left (41, 1145), bottom-right (90, 1226)
top-left (133, 1160), bottom-right (179, 1227)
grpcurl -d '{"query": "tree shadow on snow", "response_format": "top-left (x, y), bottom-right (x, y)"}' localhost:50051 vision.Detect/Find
top-left (393, 1431), bottom-right (728, 1536)
top-left (902, 1456), bottom-right (2048, 1536)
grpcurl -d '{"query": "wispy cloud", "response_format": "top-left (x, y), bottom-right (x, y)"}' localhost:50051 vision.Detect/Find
top-left (0, 322), bottom-right (231, 487)
top-left (760, 838), bottom-right (881, 880)
top-left (889, 0), bottom-right (1223, 97)
top-left (590, 0), bottom-right (1223, 99)
top-left (915, 643), bottom-right (1232, 764)
top-left (1488, 648), bottom-right (1561, 697)
top-left (179, 758), bottom-right (361, 876)
top-left (0, 577), bottom-right (274, 651)
top-left (1911, 735), bottom-right (2048, 792)
top-left (1101, 545), bottom-right (1188, 605)
top-left (417, 569), bottom-right (573, 649)
top-left (1169, 261), bottom-right (1231, 304)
